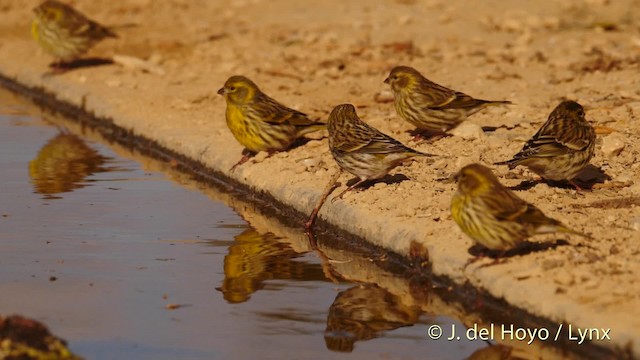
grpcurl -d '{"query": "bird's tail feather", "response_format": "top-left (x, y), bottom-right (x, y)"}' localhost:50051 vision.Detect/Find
top-left (493, 158), bottom-right (518, 170)
top-left (296, 123), bottom-right (326, 137)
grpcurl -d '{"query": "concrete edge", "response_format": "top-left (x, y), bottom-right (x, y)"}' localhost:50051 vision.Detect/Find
top-left (0, 73), bottom-right (634, 360)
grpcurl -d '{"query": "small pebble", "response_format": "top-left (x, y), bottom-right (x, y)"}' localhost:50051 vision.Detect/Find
top-left (450, 122), bottom-right (485, 140)
top-left (601, 132), bottom-right (625, 158)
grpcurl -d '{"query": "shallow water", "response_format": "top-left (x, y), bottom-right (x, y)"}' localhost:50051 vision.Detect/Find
top-left (0, 89), bottom-right (490, 359)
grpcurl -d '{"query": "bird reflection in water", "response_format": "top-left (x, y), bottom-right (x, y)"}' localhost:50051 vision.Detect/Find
top-left (324, 284), bottom-right (421, 352)
top-left (29, 132), bottom-right (108, 199)
top-left (218, 228), bottom-right (325, 304)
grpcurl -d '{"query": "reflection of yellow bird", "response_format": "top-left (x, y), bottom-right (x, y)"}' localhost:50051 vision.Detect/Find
top-left (219, 228), bottom-right (322, 304)
top-left (324, 285), bottom-right (420, 352)
top-left (29, 133), bottom-right (106, 197)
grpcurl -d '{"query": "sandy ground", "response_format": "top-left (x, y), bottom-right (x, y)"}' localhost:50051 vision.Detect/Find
top-left (1, 0), bottom-right (640, 357)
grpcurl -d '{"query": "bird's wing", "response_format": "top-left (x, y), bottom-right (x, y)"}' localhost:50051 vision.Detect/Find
top-left (493, 190), bottom-right (557, 228)
top-left (257, 94), bottom-right (313, 126)
top-left (333, 122), bottom-right (411, 155)
top-left (491, 190), bottom-right (530, 221)
top-left (550, 122), bottom-right (593, 151)
top-left (515, 116), bottom-right (592, 159)
top-left (359, 132), bottom-right (412, 154)
top-left (427, 91), bottom-right (488, 110)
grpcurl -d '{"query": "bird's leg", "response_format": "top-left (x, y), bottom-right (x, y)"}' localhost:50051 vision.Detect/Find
top-left (230, 152), bottom-right (253, 172)
top-left (415, 132), bottom-right (449, 144)
top-left (331, 178), bottom-right (367, 203)
top-left (305, 168), bottom-right (343, 231)
top-left (463, 255), bottom-right (485, 270)
top-left (412, 133), bottom-right (426, 142)
top-left (568, 179), bottom-right (588, 192)
top-left (463, 248), bottom-right (509, 270)
top-left (478, 250), bottom-right (509, 268)
top-left (265, 150), bottom-right (278, 158)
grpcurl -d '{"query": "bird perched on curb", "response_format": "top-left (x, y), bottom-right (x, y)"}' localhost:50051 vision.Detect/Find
top-left (31, 0), bottom-right (117, 68)
top-left (328, 104), bottom-right (434, 200)
top-left (217, 75), bottom-right (326, 170)
top-left (384, 66), bottom-right (511, 137)
top-left (495, 101), bottom-right (595, 190)
top-left (451, 164), bottom-right (591, 254)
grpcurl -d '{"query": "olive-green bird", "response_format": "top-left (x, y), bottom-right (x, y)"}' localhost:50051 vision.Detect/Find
top-left (495, 101), bottom-right (596, 190)
top-left (451, 164), bottom-right (590, 252)
top-left (217, 75), bottom-right (326, 170)
top-left (31, 0), bottom-right (117, 66)
top-left (384, 66), bottom-right (511, 135)
top-left (328, 104), bottom-right (434, 200)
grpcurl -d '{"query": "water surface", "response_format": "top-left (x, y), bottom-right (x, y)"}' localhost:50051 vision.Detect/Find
top-left (0, 90), bottom-right (488, 359)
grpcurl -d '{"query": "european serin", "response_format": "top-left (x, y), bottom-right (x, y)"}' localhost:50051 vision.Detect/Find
top-left (451, 164), bottom-right (589, 252)
top-left (31, 0), bottom-right (117, 66)
top-left (217, 75), bottom-right (326, 170)
top-left (328, 104), bottom-right (433, 200)
top-left (495, 101), bottom-right (596, 190)
top-left (384, 66), bottom-right (511, 136)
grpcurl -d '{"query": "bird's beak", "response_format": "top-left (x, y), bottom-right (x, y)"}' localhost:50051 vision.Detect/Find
top-left (383, 77), bottom-right (390, 84)
top-left (217, 87), bottom-right (225, 96)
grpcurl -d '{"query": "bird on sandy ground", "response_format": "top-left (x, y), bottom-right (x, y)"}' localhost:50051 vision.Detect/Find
top-left (327, 103), bottom-right (434, 200)
top-left (384, 65), bottom-right (511, 140)
top-left (31, 0), bottom-right (117, 70)
top-left (305, 104), bottom-right (434, 230)
top-left (495, 100), bottom-right (596, 191)
top-left (217, 75), bottom-right (326, 171)
top-left (451, 163), bottom-right (591, 259)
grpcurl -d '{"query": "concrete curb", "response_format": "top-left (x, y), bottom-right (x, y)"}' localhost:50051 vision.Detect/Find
top-left (0, 63), bottom-right (636, 359)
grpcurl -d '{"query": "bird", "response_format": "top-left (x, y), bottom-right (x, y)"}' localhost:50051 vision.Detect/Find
top-left (327, 104), bottom-right (434, 200)
top-left (31, 0), bottom-right (117, 68)
top-left (495, 100), bottom-right (596, 190)
top-left (384, 66), bottom-right (511, 137)
top-left (217, 75), bottom-right (326, 170)
top-left (451, 163), bottom-right (590, 253)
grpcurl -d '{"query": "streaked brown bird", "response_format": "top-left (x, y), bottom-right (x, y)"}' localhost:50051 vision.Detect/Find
top-left (451, 164), bottom-right (590, 252)
top-left (328, 104), bottom-right (434, 200)
top-left (31, 0), bottom-right (117, 67)
top-left (495, 101), bottom-right (596, 190)
top-left (218, 75), bottom-right (326, 170)
top-left (384, 66), bottom-right (511, 136)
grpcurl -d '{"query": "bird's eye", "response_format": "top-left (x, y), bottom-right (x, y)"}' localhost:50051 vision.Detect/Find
top-left (229, 86), bottom-right (236, 91)
top-left (393, 75), bottom-right (398, 80)
top-left (578, 110), bottom-right (584, 117)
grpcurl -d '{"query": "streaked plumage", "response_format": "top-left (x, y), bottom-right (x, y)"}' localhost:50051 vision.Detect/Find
top-left (324, 285), bottom-right (420, 353)
top-left (31, 0), bottom-right (117, 64)
top-left (495, 101), bottom-right (595, 188)
top-left (217, 75), bottom-right (325, 169)
top-left (451, 164), bottom-right (590, 251)
top-left (384, 66), bottom-right (511, 134)
top-left (328, 104), bottom-right (433, 200)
